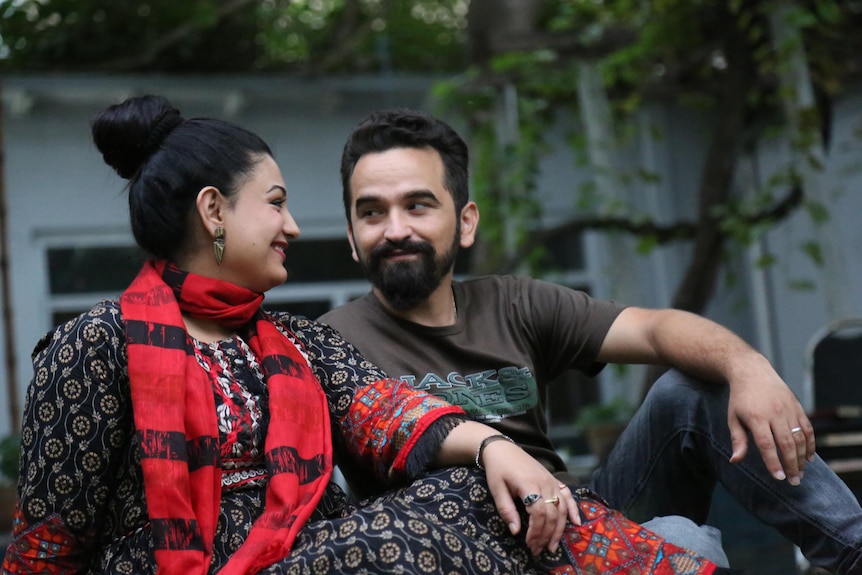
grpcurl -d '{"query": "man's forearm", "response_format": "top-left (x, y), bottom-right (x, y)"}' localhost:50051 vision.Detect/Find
top-left (599, 306), bottom-right (767, 384)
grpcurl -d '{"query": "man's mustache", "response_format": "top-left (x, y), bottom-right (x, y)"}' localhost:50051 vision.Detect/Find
top-left (370, 239), bottom-right (434, 260)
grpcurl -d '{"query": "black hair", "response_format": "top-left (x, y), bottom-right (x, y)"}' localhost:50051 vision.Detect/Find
top-left (91, 95), bottom-right (273, 260)
top-left (339, 108), bottom-right (469, 222)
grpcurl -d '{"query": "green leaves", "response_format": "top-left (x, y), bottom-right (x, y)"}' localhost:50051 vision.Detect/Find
top-left (805, 199), bottom-right (830, 225)
top-left (800, 240), bottom-right (824, 266)
top-left (0, 434), bottom-right (20, 482)
top-left (0, 0), bottom-right (471, 72)
top-left (3, 0), bottom-right (852, 314)
top-left (437, 0), bottom-right (850, 293)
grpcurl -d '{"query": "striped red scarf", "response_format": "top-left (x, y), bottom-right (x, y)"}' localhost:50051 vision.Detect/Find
top-left (121, 260), bottom-right (332, 575)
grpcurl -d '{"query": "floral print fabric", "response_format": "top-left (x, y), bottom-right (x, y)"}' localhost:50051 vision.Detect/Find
top-left (1, 302), bottom-right (720, 575)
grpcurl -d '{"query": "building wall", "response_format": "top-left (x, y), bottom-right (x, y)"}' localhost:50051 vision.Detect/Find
top-left (756, 84), bottom-right (862, 406)
top-left (2, 74), bottom-right (862, 435)
top-left (0, 74), bottom-right (439, 433)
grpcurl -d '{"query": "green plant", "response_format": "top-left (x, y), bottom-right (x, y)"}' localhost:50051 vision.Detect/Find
top-left (0, 434), bottom-right (21, 484)
top-left (574, 396), bottom-right (634, 430)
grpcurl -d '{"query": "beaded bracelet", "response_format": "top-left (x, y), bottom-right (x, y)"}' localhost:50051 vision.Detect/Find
top-left (475, 434), bottom-right (515, 470)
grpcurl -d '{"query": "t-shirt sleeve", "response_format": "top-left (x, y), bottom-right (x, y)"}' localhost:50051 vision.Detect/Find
top-left (518, 278), bottom-right (626, 377)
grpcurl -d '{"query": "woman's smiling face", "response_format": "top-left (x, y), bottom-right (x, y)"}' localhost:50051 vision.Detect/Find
top-left (218, 154), bottom-right (301, 293)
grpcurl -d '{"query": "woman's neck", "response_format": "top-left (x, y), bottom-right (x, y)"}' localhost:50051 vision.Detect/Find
top-left (182, 312), bottom-right (236, 343)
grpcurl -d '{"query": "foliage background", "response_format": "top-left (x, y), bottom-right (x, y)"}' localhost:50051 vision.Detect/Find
top-left (2, 0), bottom-right (862, 377)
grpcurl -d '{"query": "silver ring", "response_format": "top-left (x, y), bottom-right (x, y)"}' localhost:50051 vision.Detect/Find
top-left (791, 426), bottom-right (803, 434)
top-left (523, 493), bottom-right (541, 506)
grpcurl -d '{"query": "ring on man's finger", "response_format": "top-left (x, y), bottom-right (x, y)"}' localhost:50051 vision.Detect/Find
top-left (544, 496), bottom-right (560, 505)
top-left (791, 426), bottom-right (803, 434)
top-left (523, 493), bottom-right (541, 506)
top-left (558, 484), bottom-right (568, 490)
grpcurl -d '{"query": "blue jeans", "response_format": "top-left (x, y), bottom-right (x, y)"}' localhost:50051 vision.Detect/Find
top-left (590, 369), bottom-right (862, 574)
top-left (642, 515), bottom-right (729, 568)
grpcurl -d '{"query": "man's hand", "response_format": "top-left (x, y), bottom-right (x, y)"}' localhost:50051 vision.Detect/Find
top-left (726, 357), bottom-right (816, 484)
top-left (599, 306), bottom-right (816, 484)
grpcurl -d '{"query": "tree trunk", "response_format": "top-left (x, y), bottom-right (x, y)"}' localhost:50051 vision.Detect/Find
top-left (642, 4), bottom-right (757, 390)
top-left (0, 82), bottom-right (21, 433)
top-left (467, 0), bottom-right (545, 63)
top-left (465, 0), bottom-right (547, 275)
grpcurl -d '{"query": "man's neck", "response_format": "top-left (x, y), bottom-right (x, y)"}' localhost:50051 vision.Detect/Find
top-left (373, 281), bottom-right (457, 328)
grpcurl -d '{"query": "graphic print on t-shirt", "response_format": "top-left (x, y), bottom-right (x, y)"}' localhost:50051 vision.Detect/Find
top-left (396, 365), bottom-right (539, 422)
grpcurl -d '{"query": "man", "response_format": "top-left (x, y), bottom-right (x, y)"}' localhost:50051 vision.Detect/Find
top-left (319, 108), bottom-right (862, 573)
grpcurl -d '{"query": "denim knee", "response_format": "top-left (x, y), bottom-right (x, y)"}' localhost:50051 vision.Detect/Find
top-left (643, 369), bottom-right (726, 418)
top-left (642, 515), bottom-right (730, 568)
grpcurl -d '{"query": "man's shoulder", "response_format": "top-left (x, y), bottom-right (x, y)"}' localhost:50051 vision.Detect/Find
top-left (318, 292), bottom-right (376, 326)
top-left (458, 274), bottom-right (529, 290)
top-left (458, 274), bottom-right (559, 299)
top-left (318, 292), bottom-right (405, 351)
top-left (459, 275), bottom-right (618, 322)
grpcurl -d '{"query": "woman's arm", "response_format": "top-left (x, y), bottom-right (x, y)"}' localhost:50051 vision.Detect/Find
top-left (2, 303), bottom-right (132, 573)
top-left (287, 315), bottom-right (463, 481)
top-left (293, 316), bottom-right (578, 556)
top-left (435, 420), bottom-right (581, 556)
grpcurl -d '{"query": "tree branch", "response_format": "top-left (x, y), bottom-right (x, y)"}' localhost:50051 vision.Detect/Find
top-left (487, 27), bottom-right (640, 60)
top-left (99, 0), bottom-right (259, 71)
top-left (300, 0), bottom-right (387, 74)
top-left (494, 183), bottom-right (802, 274)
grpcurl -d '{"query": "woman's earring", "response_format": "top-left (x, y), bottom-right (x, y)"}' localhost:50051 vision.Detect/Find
top-left (213, 227), bottom-right (225, 265)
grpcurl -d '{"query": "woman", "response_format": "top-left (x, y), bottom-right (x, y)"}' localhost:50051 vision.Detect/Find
top-left (1, 96), bottom-right (723, 575)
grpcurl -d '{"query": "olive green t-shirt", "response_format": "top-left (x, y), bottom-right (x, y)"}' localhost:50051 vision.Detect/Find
top-left (319, 275), bottom-right (625, 496)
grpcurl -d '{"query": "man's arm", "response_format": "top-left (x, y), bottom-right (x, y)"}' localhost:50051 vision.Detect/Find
top-left (597, 306), bottom-right (815, 486)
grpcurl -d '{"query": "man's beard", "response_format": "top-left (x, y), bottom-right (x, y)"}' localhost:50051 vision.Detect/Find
top-left (358, 234), bottom-right (459, 311)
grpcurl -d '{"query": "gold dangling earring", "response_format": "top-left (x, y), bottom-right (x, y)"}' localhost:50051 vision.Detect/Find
top-left (213, 226), bottom-right (225, 265)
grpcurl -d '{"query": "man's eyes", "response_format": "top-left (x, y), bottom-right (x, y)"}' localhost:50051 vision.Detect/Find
top-left (358, 203), bottom-right (431, 218)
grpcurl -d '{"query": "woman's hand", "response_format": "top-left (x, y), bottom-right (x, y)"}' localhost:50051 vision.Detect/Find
top-left (434, 421), bottom-right (581, 556)
top-left (480, 438), bottom-right (581, 556)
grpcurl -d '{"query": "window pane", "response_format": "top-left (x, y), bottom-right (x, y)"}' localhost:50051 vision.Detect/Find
top-left (47, 238), bottom-right (373, 292)
top-left (454, 247), bottom-right (472, 274)
top-left (52, 310), bottom-right (88, 327)
top-left (541, 231), bottom-right (584, 271)
top-left (545, 282), bottom-right (596, 456)
top-left (546, 369), bottom-right (597, 456)
top-left (285, 239), bottom-right (365, 283)
top-left (48, 246), bottom-right (147, 294)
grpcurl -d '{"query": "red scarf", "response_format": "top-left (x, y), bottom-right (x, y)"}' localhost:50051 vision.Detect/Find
top-left (121, 260), bottom-right (332, 575)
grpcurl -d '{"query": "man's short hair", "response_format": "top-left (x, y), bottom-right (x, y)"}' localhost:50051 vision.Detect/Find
top-left (340, 108), bottom-right (470, 222)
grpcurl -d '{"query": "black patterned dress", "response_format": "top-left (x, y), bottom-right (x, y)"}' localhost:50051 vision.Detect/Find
top-left (1, 302), bottom-right (547, 574)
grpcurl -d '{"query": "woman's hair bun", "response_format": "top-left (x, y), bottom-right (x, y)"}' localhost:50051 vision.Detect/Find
top-left (92, 95), bottom-right (183, 179)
